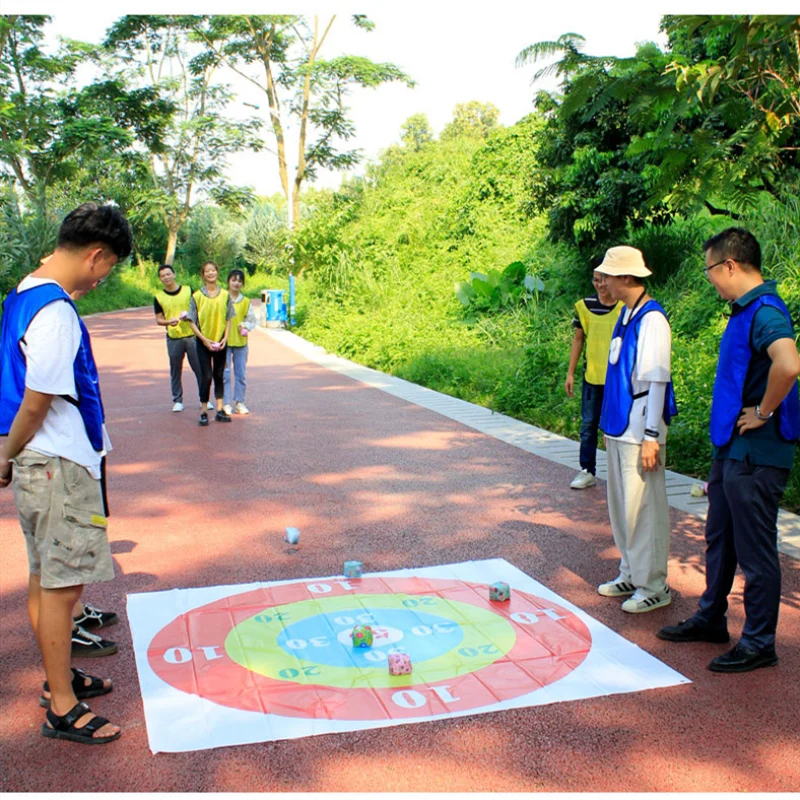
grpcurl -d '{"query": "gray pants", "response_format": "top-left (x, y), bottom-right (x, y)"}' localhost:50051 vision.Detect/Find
top-left (166, 335), bottom-right (202, 403)
top-left (605, 438), bottom-right (670, 597)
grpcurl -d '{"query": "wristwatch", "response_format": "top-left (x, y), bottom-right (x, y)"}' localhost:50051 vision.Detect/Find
top-left (754, 404), bottom-right (773, 421)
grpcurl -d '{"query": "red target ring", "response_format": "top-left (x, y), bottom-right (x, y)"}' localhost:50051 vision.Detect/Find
top-left (147, 577), bottom-right (591, 721)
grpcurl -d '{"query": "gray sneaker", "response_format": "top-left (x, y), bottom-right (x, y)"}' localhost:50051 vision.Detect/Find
top-left (570, 469), bottom-right (596, 489)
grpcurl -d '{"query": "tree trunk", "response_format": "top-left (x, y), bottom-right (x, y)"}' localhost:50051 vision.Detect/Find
top-left (292, 180), bottom-right (301, 230)
top-left (134, 242), bottom-right (145, 276)
top-left (164, 228), bottom-right (179, 265)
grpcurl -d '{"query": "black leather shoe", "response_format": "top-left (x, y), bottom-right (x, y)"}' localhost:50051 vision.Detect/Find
top-left (198, 412), bottom-right (209, 427)
top-left (215, 410), bottom-right (232, 423)
top-left (708, 643), bottom-right (778, 673)
top-left (657, 618), bottom-right (730, 643)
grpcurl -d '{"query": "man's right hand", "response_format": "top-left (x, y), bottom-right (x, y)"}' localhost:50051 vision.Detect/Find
top-left (168, 317), bottom-right (180, 326)
top-left (565, 374), bottom-right (575, 398)
top-left (0, 455), bottom-right (12, 489)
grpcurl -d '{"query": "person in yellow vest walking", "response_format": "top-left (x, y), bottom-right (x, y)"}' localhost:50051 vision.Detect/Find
top-left (186, 261), bottom-right (235, 426)
top-left (565, 264), bottom-right (623, 489)
top-left (223, 269), bottom-right (257, 416)
top-left (153, 264), bottom-right (202, 413)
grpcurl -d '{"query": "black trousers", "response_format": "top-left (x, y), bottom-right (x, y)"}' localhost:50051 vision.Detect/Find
top-left (695, 457), bottom-right (789, 651)
top-left (196, 340), bottom-right (227, 403)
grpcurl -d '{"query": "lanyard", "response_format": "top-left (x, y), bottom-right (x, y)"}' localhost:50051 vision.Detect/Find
top-left (617, 289), bottom-right (648, 338)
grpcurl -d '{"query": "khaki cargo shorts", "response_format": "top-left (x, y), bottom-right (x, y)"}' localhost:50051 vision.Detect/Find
top-left (10, 449), bottom-right (114, 589)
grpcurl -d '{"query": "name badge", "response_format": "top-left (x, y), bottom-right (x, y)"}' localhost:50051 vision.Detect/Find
top-left (609, 336), bottom-right (622, 365)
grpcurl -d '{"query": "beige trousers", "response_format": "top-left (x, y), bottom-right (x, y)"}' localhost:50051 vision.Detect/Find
top-left (605, 438), bottom-right (670, 597)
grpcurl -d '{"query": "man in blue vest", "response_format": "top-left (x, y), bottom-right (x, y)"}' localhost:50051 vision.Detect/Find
top-left (596, 246), bottom-right (678, 613)
top-left (0, 202), bottom-right (131, 743)
top-left (658, 228), bottom-right (800, 673)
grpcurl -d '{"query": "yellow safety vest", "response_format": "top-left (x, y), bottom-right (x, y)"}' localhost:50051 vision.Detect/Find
top-left (155, 285), bottom-right (194, 339)
top-left (193, 287), bottom-right (229, 342)
top-left (575, 298), bottom-right (623, 385)
top-left (227, 296), bottom-right (251, 348)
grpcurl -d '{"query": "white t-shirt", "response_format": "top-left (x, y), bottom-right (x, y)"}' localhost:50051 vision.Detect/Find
top-left (607, 304), bottom-right (672, 445)
top-left (16, 276), bottom-right (111, 478)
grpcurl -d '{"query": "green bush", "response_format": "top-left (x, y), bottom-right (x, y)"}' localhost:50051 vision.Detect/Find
top-left (291, 123), bottom-right (800, 511)
top-left (455, 261), bottom-right (544, 314)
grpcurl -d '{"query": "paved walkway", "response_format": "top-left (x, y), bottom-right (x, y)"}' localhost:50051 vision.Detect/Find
top-left (0, 308), bottom-right (798, 792)
top-left (267, 328), bottom-right (800, 561)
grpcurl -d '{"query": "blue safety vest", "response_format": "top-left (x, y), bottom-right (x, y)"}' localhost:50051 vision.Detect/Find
top-left (0, 283), bottom-right (105, 451)
top-left (710, 293), bottom-right (800, 447)
top-left (600, 300), bottom-right (677, 437)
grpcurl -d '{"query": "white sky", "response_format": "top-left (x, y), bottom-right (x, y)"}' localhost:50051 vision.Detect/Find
top-left (9, 2), bottom-right (788, 198)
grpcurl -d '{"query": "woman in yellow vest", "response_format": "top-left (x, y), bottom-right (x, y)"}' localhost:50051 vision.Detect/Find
top-left (186, 261), bottom-right (235, 426)
top-left (565, 266), bottom-right (623, 488)
top-left (223, 269), bottom-right (257, 416)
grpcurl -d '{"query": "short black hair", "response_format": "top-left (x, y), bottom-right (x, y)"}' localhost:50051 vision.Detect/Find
top-left (158, 264), bottom-right (175, 275)
top-left (57, 202), bottom-right (133, 261)
top-left (703, 227), bottom-right (761, 271)
top-left (227, 268), bottom-right (245, 285)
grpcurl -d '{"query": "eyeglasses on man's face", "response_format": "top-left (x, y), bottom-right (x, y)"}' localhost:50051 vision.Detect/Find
top-left (703, 258), bottom-right (731, 280)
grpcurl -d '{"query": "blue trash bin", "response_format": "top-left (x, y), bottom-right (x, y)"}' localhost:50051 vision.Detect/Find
top-left (263, 290), bottom-right (287, 328)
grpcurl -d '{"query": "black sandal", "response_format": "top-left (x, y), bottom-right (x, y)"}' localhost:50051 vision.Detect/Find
top-left (41, 701), bottom-right (120, 744)
top-left (39, 667), bottom-right (112, 708)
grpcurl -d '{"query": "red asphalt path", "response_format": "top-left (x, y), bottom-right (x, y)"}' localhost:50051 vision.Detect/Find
top-left (1, 307), bottom-right (799, 792)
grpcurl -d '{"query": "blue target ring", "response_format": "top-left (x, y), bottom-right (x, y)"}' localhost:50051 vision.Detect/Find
top-left (277, 607), bottom-right (464, 668)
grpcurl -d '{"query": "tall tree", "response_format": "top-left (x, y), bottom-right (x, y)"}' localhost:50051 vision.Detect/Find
top-left (440, 101), bottom-right (501, 141)
top-left (191, 15), bottom-right (413, 227)
top-left (657, 14), bottom-right (800, 207)
top-left (400, 113), bottom-right (433, 151)
top-left (0, 16), bottom-right (134, 202)
top-left (104, 15), bottom-right (263, 264)
top-left (516, 34), bottom-right (672, 250)
top-left (516, 16), bottom-right (800, 250)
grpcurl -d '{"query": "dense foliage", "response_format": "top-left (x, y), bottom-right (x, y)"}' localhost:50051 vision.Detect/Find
top-left (0, 13), bottom-right (406, 278)
top-left (289, 15), bottom-right (800, 509)
top-left (518, 16), bottom-right (800, 255)
top-left (2, 13), bottom-right (800, 513)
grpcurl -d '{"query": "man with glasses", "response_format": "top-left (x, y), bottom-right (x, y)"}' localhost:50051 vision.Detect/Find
top-left (658, 228), bottom-right (800, 672)
top-left (0, 202), bottom-right (132, 743)
top-left (565, 260), bottom-right (623, 489)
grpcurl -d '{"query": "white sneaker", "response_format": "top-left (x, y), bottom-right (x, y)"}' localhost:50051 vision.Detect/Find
top-left (621, 588), bottom-right (672, 613)
top-left (597, 579), bottom-right (636, 597)
top-left (235, 402), bottom-right (250, 415)
top-left (570, 469), bottom-right (596, 489)
top-left (223, 404), bottom-right (233, 416)
top-left (172, 402), bottom-right (184, 412)
top-left (207, 401), bottom-right (214, 410)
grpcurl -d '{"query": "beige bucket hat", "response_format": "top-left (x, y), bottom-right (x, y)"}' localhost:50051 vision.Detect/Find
top-left (595, 245), bottom-right (652, 277)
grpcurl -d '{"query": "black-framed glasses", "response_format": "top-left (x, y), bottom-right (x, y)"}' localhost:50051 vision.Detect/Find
top-left (703, 259), bottom-right (729, 279)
